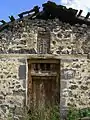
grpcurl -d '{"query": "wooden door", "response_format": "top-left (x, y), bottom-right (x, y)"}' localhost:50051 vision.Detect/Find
top-left (27, 59), bottom-right (60, 118)
top-left (32, 76), bottom-right (58, 109)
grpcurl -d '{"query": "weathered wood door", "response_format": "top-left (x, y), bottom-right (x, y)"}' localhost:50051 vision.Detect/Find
top-left (27, 59), bottom-right (60, 117)
top-left (32, 77), bottom-right (58, 108)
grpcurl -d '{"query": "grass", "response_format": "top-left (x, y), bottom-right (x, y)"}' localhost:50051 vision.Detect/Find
top-left (67, 107), bottom-right (90, 120)
top-left (7, 105), bottom-right (90, 120)
top-left (25, 104), bottom-right (60, 120)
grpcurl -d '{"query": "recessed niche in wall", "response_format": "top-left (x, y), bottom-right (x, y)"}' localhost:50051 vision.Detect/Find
top-left (37, 30), bottom-right (50, 54)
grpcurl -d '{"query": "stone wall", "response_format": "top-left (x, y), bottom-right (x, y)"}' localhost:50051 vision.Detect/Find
top-left (0, 18), bottom-right (90, 55)
top-left (60, 57), bottom-right (90, 106)
top-left (60, 57), bottom-right (90, 118)
top-left (0, 57), bottom-right (26, 120)
top-left (0, 17), bottom-right (90, 119)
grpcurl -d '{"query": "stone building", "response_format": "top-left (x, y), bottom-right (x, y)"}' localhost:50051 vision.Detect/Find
top-left (0, 5), bottom-right (90, 120)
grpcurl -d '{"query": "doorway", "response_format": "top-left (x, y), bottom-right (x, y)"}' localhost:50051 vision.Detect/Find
top-left (27, 59), bottom-right (60, 119)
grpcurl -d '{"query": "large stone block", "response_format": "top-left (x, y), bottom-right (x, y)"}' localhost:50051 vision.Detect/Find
top-left (19, 65), bottom-right (26, 79)
top-left (60, 107), bottom-right (68, 120)
top-left (61, 81), bottom-right (67, 89)
top-left (61, 69), bottom-right (76, 80)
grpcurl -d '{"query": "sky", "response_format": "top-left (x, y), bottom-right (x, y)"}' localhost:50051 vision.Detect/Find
top-left (0, 0), bottom-right (90, 22)
top-left (61, 0), bottom-right (90, 16)
top-left (0, 0), bottom-right (60, 21)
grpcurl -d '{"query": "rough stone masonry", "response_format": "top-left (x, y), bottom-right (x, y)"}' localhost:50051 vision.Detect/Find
top-left (0, 16), bottom-right (90, 120)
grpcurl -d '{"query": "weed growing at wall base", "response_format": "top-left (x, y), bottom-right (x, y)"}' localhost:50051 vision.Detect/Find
top-left (67, 107), bottom-right (90, 120)
top-left (24, 104), bottom-right (60, 120)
